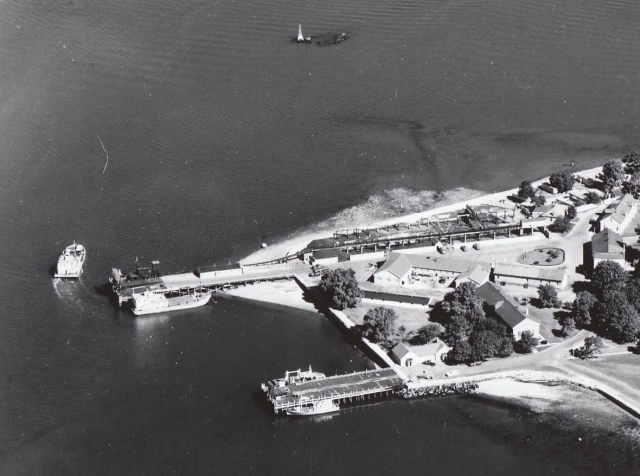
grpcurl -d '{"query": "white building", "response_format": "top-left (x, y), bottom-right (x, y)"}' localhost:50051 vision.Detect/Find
top-left (492, 263), bottom-right (567, 290)
top-left (597, 194), bottom-right (637, 234)
top-left (391, 339), bottom-right (450, 366)
top-left (591, 228), bottom-right (626, 269)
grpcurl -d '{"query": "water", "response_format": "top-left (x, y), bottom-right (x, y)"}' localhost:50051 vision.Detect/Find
top-left (1, 0), bottom-right (640, 473)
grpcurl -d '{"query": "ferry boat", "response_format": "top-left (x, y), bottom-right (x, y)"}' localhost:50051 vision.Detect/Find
top-left (54, 242), bottom-right (86, 278)
top-left (132, 290), bottom-right (211, 316)
top-left (286, 398), bottom-right (340, 416)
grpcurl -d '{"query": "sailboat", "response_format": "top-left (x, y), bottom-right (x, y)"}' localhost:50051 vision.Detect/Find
top-left (297, 24), bottom-right (311, 43)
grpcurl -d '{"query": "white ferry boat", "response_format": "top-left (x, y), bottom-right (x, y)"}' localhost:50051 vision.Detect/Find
top-left (132, 291), bottom-right (211, 316)
top-left (286, 398), bottom-right (340, 416)
top-left (54, 242), bottom-right (86, 278)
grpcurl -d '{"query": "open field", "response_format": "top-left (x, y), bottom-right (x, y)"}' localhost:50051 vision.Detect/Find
top-left (573, 354), bottom-right (640, 393)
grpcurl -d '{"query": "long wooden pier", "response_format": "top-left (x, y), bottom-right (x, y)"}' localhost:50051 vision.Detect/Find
top-left (112, 262), bottom-right (309, 305)
top-left (263, 367), bottom-right (405, 413)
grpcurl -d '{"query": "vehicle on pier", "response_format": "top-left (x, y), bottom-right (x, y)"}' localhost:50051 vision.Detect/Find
top-left (132, 290), bottom-right (211, 316)
top-left (286, 398), bottom-right (340, 416)
top-left (54, 242), bottom-right (86, 278)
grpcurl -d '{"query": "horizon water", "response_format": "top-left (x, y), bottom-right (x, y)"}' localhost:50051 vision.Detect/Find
top-left (1, 0), bottom-right (640, 473)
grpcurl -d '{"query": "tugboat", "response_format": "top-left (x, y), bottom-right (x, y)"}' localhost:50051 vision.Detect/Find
top-left (286, 398), bottom-right (340, 416)
top-left (297, 24), bottom-right (311, 43)
top-left (54, 242), bottom-right (86, 278)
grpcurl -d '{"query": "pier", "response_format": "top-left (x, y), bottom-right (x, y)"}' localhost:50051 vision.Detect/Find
top-left (263, 367), bottom-right (405, 413)
top-left (111, 261), bottom-right (309, 306)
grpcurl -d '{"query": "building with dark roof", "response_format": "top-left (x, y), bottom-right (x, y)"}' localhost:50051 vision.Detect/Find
top-left (597, 194), bottom-right (637, 234)
top-left (476, 282), bottom-right (541, 340)
top-left (492, 263), bottom-right (567, 289)
top-left (591, 228), bottom-right (626, 269)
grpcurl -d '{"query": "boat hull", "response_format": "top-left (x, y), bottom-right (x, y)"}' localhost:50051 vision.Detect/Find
top-left (286, 401), bottom-right (340, 416)
top-left (132, 292), bottom-right (211, 316)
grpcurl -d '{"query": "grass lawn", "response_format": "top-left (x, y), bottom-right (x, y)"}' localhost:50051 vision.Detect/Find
top-left (519, 304), bottom-right (565, 343)
top-left (573, 354), bottom-right (640, 393)
top-left (516, 247), bottom-right (564, 266)
top-left (342, 300), bottom-right (432, 333)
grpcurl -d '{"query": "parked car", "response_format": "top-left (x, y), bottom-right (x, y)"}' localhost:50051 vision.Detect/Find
top-left (445, 370), bottom-right (460, 377)
top-left (473, 243), bottom-right (481, 250)
top-left (461, 245), bottom-right (468, 252)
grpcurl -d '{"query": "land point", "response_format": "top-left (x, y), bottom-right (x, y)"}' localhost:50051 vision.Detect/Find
top-left (111, 163), bottom-right (640, 418)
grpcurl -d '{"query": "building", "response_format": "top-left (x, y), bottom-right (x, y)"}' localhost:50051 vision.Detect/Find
top-left (391, 339), bottom-right (450, 366)
top-left (597, 194), bottom-right (637, 234)
top-left (591, 228), bottom-right (626, 269)
top-left (476, 282), bottom-right (541, 340)
top-left (530, 203), bottom-right (565, 220)
top-left (492, 263), bottom-right (567, 289)
top-left (195, 263), bottom-right (243, 279)
top-left (372, 252), bottom-right (413, 285)
top-left (372, 252), bottom-right (491, 287)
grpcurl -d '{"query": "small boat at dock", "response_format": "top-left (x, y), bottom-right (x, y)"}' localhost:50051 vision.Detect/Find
top-left (54, 242), bottom-right (86, 278)
top-left (261, 365), bottom-right (326, 392)
top-left (286, 398), bottom-right (340, 416)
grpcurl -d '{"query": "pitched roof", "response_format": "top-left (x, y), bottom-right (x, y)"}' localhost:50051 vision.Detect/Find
top-left (403, 254), bottom-right (490, 274)
top-left (375, 252), bottom-right (413, 279)
top-left (391, 340), bottom-right (450, 360)
top-left (492, 263), bottom-right (566, 283)
top-left (458, 264), bottom-right (491, 285)
top-left (476, 282), bottom-right (527, 329)
top-left (592, 228), bottom-right (624, 259)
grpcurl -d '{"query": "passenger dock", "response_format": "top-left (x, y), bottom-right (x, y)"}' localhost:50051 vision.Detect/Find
top-left (262, 367), bottom-right (405, 413)
top-left (111, 261), bottom-right (309, 306)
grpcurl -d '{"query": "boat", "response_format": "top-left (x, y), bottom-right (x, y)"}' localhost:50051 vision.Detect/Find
top-left (131, 290), bottom-right (211, 316)
top-left (261, 365), bottom-right (326, 392)
top-left (286, 398), bottom-right (340, 416)
top-left (297, 24), bottom-right (311, 42)
top-left (54, 242), bottom-right (86, 278)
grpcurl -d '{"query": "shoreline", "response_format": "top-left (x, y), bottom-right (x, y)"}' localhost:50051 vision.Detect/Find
top-left (240, 166), bottom-right (602, 265)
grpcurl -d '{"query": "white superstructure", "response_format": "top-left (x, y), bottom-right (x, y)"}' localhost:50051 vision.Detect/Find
top-left (132, 291), bottom-right (211, 316)
top-left (54, 242), bottom-right (86, 278)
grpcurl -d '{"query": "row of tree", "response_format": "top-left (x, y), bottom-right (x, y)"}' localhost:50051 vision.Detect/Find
top-left (562, 261), bottom-right (640, 343)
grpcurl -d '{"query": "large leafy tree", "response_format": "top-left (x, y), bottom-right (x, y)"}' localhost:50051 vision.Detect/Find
top-left (592, 290), bottom-right (639, 343)
top-left (623, 150), bottom-right (640, 174)
top-left (550, 216), bottom-right (571, 233)
top-left (584, 191), bottom-right (603, 205)
top-left (440, 282), bottom-right (485, 323)
top-left (549, 171), bottom-right (575, 192)
top-left (319, 268), bottom-right (363, 310)
top-left (448, 339), bottom-right (472, 364)
top-left (517, 181), bottom-right (536, 200)
top-left (410, 322), bottom-right (443, 345)
top-left (602, 158), bottom-right (625, 185)
top-left (360, 306), bottom-right (398, 344)
top-left (538, 284), bottom-right (561, 308)
top-left (572, 290), bottom-right (597, 328)
top-left (591, 260), bottom-right (628, 295)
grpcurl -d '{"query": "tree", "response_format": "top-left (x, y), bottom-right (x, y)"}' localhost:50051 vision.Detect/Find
top-left (439, 282), bottom-right (486, 324)
top-left (560, 317), bottom-right (577, 337)
top-left (566, 205), bottom-right (577, 219)
top-left (410, 322), bottom-right (443, 345)
top-left (517, 181), bottom-right (536, 200)
top-left (515, 331), bottom-right (539, 353)
top-left (549, 171), bottom-right (575, 192)
top-left (573, 335), bottom-right (604, 360)
top-left (360, 306), bottom-right (397, 344)
top-left (592, 290), bottom-right (639, 343)
top-left (531, 194), bottom-right (546, 207)
top-left (319, 268), bottom-right (363, 310)
top-left (623, 150), bottom-right (640, 174)
top-left (549, 216), bottom-right (571, 233)
top-left (572, 290), bottom-right (597, 328)
top-left (538, 284), bottom-right (561, 308)
top-left (602, 159), bottom-right (624, 185)
top-left (448, 339), bottom-right (472, 364)
top-left (469, 329), bottom-right (513, 361)
top-left (591, 260), bottom-right (628, 295)
top-left (584, 191), bottom-right (602, 205)
top-left (444, 315), bottom-right (473, 342)
top-left (626, 276), bottom-right (640, 309)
